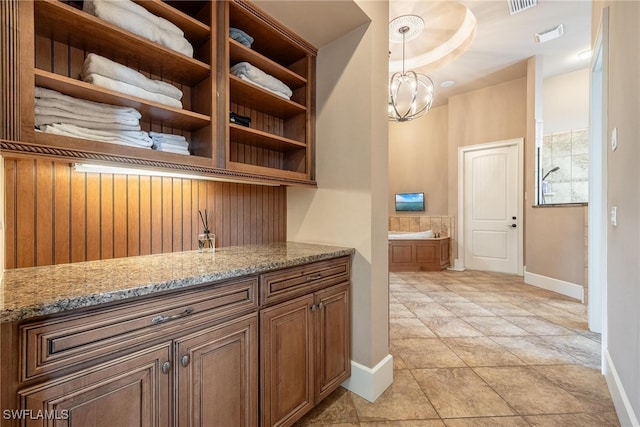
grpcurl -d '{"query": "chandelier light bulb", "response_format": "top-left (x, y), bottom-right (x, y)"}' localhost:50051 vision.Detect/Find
top-left (388, 16), bottom-right (435, 122)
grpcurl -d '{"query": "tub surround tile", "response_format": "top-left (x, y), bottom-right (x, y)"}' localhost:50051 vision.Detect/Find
top-left (0, 242), bottom-right (355, 322)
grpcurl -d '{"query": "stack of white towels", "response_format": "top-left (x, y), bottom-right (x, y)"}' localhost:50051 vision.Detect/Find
top-left (81, 53), bottom-right (183, 109)
top-left (35, 86), bottom-right (153, 149)
top-left (150, 132), bottom-right (190, 155)
top-left (230, 62), bottom-right (293, 100)
top-left (83, 0), bottom-right (193, 57)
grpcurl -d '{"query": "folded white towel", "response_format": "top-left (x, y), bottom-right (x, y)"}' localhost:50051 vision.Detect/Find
top-left (35, 115), bottom-right (141, 131)
top-left (83, 73), bottom-right (183, 108)
top-left (82, 53), bottom-right (183, 101)
top-left (149, 131), bottom-right (188, 143)
top-left (35, 86), bottom-right (141, 119)
top-left (230, 62), bottom-right (293, 99)
top-left (154, 145), bottom-right (190, 155)
top-left (35, 105), bottom-right (141, 127)
top-left (84, 0), bottom-right (194, 57)
top-left (86, 0), bottom-right (184, 37)
top-left (236, 74), bottom-right (290, 100)
top-left (40, 123), bottom-right (152, 148)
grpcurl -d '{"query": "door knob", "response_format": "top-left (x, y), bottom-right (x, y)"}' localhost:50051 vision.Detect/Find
top-left (507, 224), bottom-right (517, 228)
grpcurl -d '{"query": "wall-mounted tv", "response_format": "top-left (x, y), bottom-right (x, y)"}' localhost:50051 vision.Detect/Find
top-left (395, 192), bottom-right (425, 211)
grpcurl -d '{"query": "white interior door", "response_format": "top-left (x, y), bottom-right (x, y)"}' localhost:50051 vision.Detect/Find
top-left (463, 143), bottom-right (521, 274)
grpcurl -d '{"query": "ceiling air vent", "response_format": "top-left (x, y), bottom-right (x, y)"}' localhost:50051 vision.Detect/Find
top-left (507, 0), bottom-right (538, 15)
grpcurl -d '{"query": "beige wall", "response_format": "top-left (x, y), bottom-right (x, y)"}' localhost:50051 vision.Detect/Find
top-left (592, 1), bottom-right (640, 423)
top-left (543, 68), bottom-right (590, 133)
top-left (447, 77), bottom-right (528, 220)
top-left (524, 57), bottom-right (586, 287)
top-left (389, 105), bottom-right (448, 216)
top-left (287, 0), bottom-right (390, 369)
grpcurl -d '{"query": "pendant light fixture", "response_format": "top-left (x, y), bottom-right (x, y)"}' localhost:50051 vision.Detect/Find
top-left (388, 15), bottom-right (435, 122)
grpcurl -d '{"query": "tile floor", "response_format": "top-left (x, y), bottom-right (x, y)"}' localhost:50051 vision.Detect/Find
top-left (294, 270), bottom-right (620, 427)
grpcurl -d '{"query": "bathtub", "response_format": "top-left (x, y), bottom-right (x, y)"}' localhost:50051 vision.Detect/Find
top-left (388, 230), bottom-right (450, 271)
top-left (388, 230), bottom-right (435, 240)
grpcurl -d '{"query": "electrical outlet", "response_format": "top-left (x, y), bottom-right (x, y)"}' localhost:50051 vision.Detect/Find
top-left (610, 206), bottom-right (617, 226)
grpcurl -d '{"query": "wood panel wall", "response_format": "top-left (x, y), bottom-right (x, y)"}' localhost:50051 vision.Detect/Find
top-left (4, 158), bottom-right (286, 269)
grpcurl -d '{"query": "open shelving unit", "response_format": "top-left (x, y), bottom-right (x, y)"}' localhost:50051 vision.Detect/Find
top-left (7, 0), bottom-right (317, 185)
top-left (223, 0), bottom-right (317, 181)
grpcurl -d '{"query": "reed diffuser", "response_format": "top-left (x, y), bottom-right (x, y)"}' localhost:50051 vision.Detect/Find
top-left (197, 209), bottom-right (215, 252)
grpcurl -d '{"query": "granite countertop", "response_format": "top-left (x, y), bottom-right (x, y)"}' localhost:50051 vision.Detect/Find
top-left (0, 241), bottom-right (355, 323)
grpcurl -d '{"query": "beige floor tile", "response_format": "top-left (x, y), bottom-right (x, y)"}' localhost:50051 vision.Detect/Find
top-left (412, 368), bottom-right (515, 418)
top-left (461, 316), bottom-right (529, 336)
top-left (390, 303), bottom-right (416, 318)
top-left (293, 388), bottom-right (359, 426)
top-left (489, 336), bottom-right (580, 365)
top-left (439, 303), bottom-right (496, 317)
top-left (392, 338), bottom-right (466, 368)
top-left (360, 421), bottom-right (446, 427)
top-left (428, 292), bottom-right (470, 303)
top-left (390, 318), bottom-right (436, 338)
top-left (453, 292), bottom-right (507, 303)
top-left (538, 334), bottom-right (601, 366)
top-left (502, 316), bottom-right (573, 335)
top-left (351, 370), bottom-right (439, 421)
top-left (473, 366), bottom-right (587, 415)
top-left (524, 411), bottom-right (620, 427)
top-left (420, 317), bottom-right (484, 338)
top-left (443, 416), bottom-right (530, 427)
top-left (475, 302), bottom-right (534, 316)
top-left (441, 337), bottom-right (525, 367)
top-left (531, 365), bottom-right (616, 412)
top-left (394, 292), bottom-right (434, 305)
top-left (409, 303), bottom-right (456, 318)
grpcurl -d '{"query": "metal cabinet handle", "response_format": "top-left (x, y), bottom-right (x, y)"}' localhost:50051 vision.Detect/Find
top-left (151, 307), bottom-right (194, 325)
top-left (310, 304), bottom-right (316, 311)
top-left (161, 361), bottom-right (171, 375)
top-left (306, 274), bottom-right (323, 281)
top-left (318, 302), bottom-right (323, 310)
top-left (180, 354), bottom-right (190, 368)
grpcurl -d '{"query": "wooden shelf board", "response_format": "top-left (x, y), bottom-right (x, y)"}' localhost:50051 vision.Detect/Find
top-left (229, 39), bottom-right (306, 89)
top-left (35, 70), bottom-right (211, 131)
top-left (34, 0), bottom-right (210, 85)
top-left (228, 160), bottom-right (309, 182)
top-left (229, 123), bottom-right (305, 152)
top-left (229, 75), bottom-right (306, 118)
top-left (132, 0), bottom-right (211, 43)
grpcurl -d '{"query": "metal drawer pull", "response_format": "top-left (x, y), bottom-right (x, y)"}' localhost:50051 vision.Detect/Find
top-left (181, 355), bottom-right (190, 368)
top-left (161, 361), bottom-right (171, 375)
top-left (306, 274), bottom-right (323, 281)
top-left (318, 302), bottom-right (323, 310)
top-left (151, 307), bottom-right (194, 325)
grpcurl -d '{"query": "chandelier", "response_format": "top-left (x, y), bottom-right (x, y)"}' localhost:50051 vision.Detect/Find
top-left (388, 15), bottom-right (435, 122)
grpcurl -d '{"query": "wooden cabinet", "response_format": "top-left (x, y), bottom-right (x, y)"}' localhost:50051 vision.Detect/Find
top-left (19, 343), bottom-right (172, 427)
top-left (8, 277), bottom-right (259, 427)
top-left (5, 0), bottom-right (316, 185)
top-left (175, 314), bottom-right (258, 427)
top-left (388, 238), bottom-right (450, 272)
top-left (260, 260), bottom-right (351, 427)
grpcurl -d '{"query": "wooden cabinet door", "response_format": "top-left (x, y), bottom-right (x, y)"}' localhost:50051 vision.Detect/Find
top-left (175, 314), bottom-right (258, 427)
top-left (260, 294), bottom-right (314, 427)
top-left (314, 282), bottom-right (351, 401)
top-left (19, 343), bottom-right (172, 427)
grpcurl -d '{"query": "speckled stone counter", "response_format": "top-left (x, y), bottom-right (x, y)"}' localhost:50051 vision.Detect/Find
top-left (0, 242), bottom-right (355, 323)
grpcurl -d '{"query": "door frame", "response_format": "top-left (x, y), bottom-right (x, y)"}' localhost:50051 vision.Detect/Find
top-left (457, 138), bottom-right (524, 275)
top-left (588, 6), bottom-right (608, 339)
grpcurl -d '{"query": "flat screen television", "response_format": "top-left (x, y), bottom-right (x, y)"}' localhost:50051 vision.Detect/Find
top-left (395, 192), bottom-right (425, 211)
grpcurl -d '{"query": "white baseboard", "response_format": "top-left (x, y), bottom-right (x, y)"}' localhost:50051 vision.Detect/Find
top-left (341, 354), bottom-right (393, 402)
top-left (523, 268), bottom-right (584, 302)
top-left (604, 349), bottom-right (640, 427)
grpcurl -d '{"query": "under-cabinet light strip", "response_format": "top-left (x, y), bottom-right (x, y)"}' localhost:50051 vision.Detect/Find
top-left (73, 163), bottom-right (279, 186)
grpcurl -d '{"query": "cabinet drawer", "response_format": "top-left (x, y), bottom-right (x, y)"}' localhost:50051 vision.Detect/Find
top-left (21, 277), bottom-right (258, 382)
top-left (260, 256), bottom-right (350, 306)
